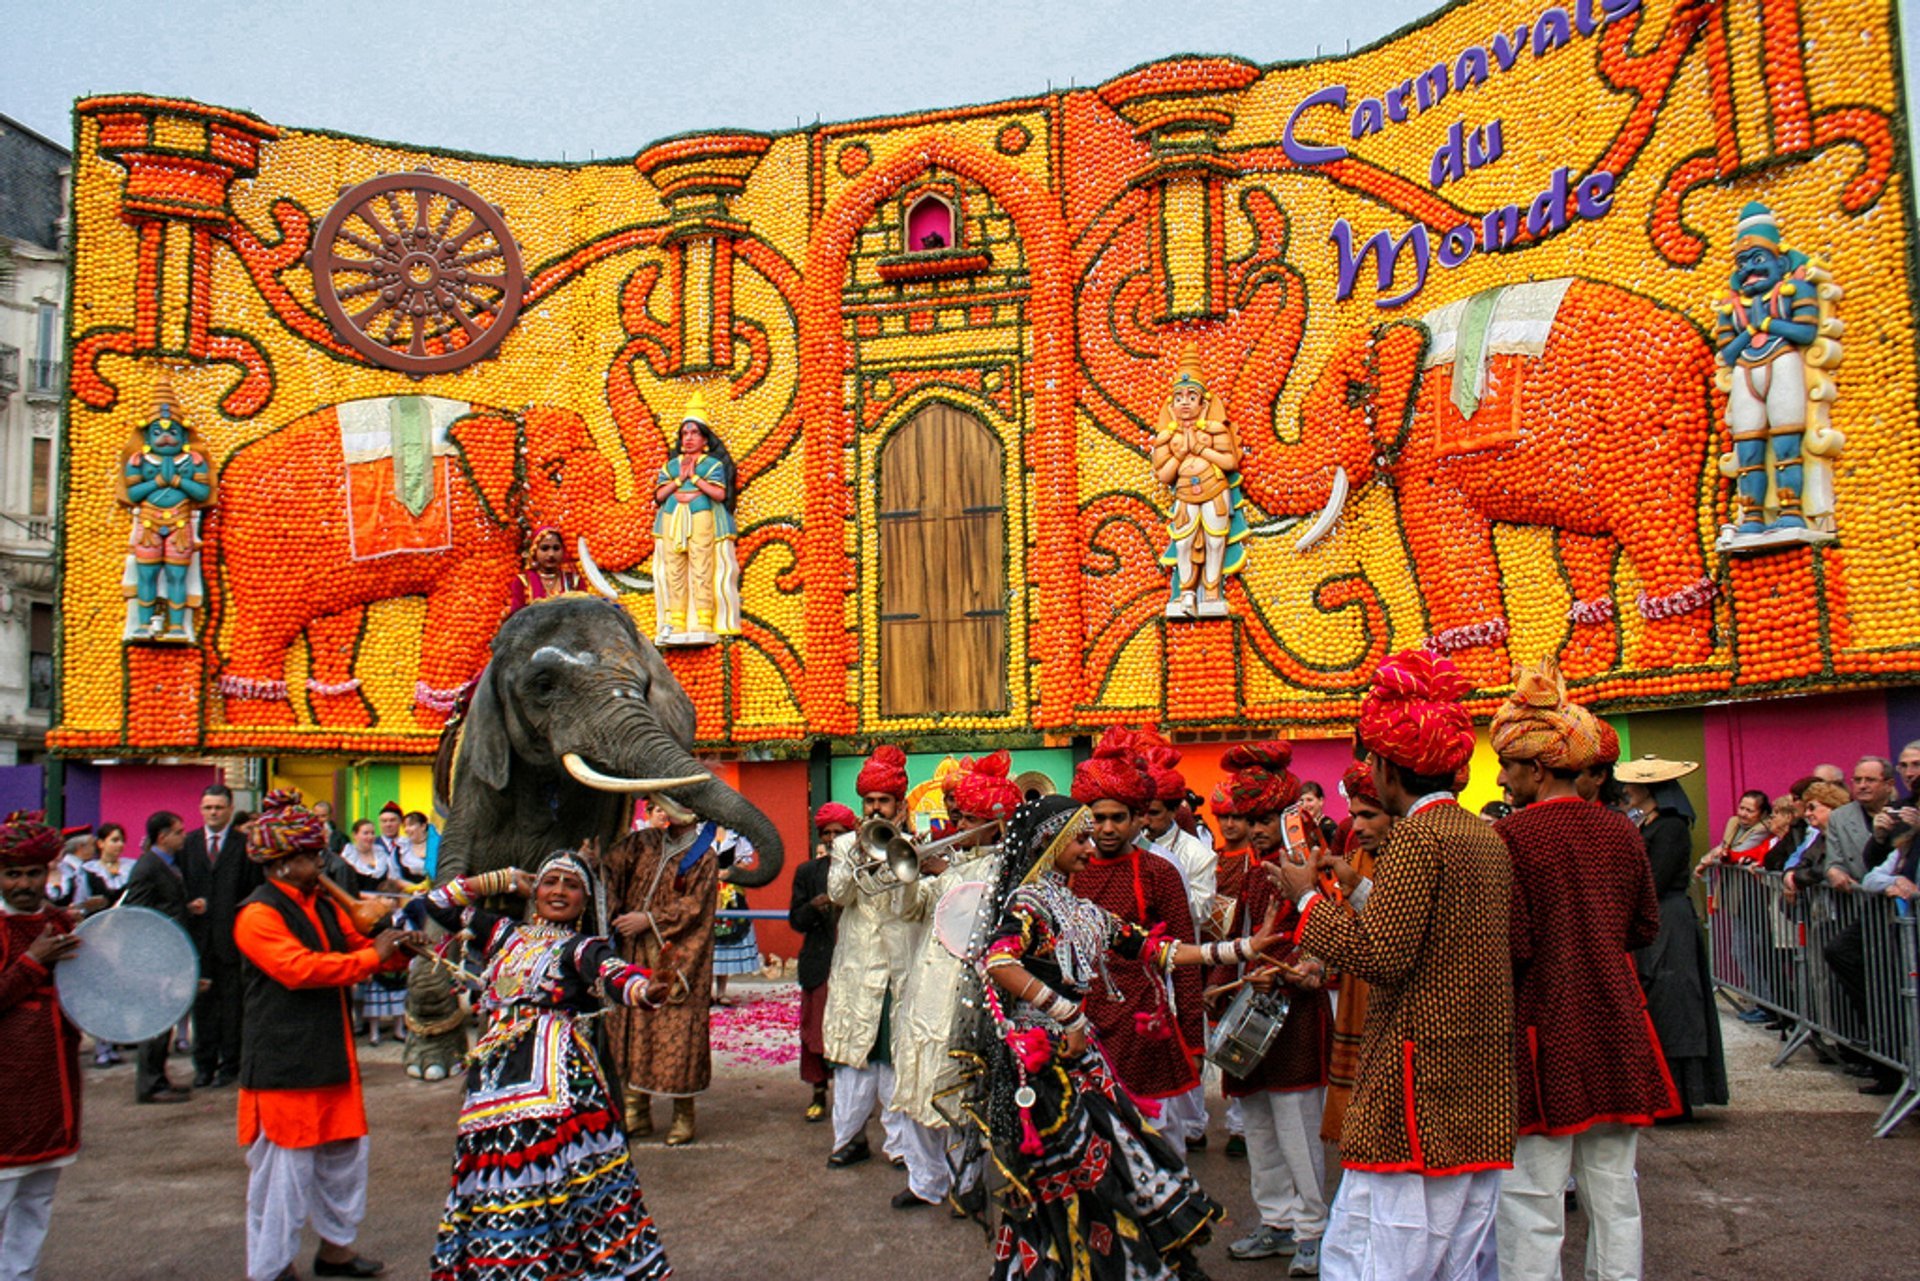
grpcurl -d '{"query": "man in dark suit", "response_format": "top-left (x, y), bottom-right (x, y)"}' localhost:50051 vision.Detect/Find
top-left (180, 783), bottom-right (261, 1087)
top-left (120, 810), bottom-right (201, 1102)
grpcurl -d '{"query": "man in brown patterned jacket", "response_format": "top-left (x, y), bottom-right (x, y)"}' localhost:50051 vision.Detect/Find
top-left (1269, 650), bottom-right (1514, 1281)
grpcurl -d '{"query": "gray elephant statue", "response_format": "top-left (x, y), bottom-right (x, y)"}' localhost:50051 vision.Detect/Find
top-left (402, 952), bottom-right (469, 1082)
top-left (433, 593), bottom-right (785, 884)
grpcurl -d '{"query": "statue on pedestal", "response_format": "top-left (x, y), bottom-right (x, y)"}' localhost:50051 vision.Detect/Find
top-left (651, 391), bottom-right (742, 645)
top-left (117, 378), bottom-right (213, 641)
top-left (1151, 345), bottom-right (1246, 618)
top-left (1713, 202), bottom-right (1845, 553)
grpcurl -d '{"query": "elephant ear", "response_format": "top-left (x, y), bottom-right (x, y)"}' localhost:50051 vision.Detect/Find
top-left (458, 661), bottom-right (513, 794)
top-left (449, 410), bottom-right (522, 526)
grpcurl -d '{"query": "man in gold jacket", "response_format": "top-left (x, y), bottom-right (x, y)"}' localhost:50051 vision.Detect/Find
top-left (1270, 650), bottom-right (1514, 1281)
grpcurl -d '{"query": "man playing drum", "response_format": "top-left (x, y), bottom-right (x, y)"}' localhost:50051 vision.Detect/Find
top-left (0, 812), bottom-right (83, 1281)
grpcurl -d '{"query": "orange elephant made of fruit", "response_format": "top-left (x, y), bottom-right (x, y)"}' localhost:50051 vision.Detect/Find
top-left (203, 396), bottom-right (663, 729)
top-left (1259, 277), bottom-right (1718, 687)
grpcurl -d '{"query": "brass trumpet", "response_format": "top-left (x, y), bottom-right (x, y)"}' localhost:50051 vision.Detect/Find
top-left (850, 819), bottom-right (1002, 896)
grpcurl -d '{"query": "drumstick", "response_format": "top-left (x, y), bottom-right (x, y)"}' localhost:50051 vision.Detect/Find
top-left (1203, 964), bottom-right (1281, 1003)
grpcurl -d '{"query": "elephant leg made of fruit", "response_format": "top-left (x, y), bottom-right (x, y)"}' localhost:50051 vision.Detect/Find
top-left (206, 400), bottom-right (662, 728)
top-left (1267, 277), bottom-right (1717, 687)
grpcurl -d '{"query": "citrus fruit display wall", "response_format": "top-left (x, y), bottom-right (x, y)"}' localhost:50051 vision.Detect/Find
top-left (51, 0), bottom-right (1919, 756)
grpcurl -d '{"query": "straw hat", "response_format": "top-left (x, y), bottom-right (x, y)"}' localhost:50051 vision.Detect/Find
top-left (1613, 754), bottom-right (1699, 784)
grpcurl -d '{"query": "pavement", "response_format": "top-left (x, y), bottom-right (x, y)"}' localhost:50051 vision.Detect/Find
top-left (36, 990), bottom-right (1920, 1280)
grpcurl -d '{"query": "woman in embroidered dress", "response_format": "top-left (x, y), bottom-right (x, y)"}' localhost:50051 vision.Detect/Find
top-left (966, 796), bottom-right (1285, 1281)
top-left (340, 818), bottom-right (408, 1045)
top-left (410, 846), bottom-right (672, 1281)
top-left (505, 526), bottom-right (581, 616)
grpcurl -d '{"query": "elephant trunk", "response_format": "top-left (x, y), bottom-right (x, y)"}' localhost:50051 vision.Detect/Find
top-left (556, 716), bottom-right (784, 887)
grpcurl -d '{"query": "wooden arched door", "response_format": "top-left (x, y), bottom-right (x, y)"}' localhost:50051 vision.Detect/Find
top-left (878, 404), bottom-right (1007, 717)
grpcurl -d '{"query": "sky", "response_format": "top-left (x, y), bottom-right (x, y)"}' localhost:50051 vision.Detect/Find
top-left (0, 0), bottom-right (1595, 157)
top-left (6, 1), bottom-right (1918, 168)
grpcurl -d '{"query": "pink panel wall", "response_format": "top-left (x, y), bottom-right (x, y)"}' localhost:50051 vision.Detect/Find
top-left (96, 764), bottom-right (224, 845)
top-left (1177, 736), bottom-right (1359, 831)
top-left (1702, 692), bottom-right (1890, 828)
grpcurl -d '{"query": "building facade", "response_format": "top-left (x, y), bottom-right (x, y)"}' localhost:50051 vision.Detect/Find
top-left (0, 115), bottom-right (68, 770)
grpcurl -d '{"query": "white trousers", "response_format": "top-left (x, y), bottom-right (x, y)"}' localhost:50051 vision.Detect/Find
top-left (1498, 1127), bottom-right (1642, 1281)
top-left (0, 1168), bottom-right (61, 1281)
top-left (894, 1116), bottom-right (952, 1201)
top-left (1241, 1089), bottom-right (1329, 1240)
top-left (1323, 1167), bottom-right (1501, 1281)
top-left (1162, 1082), bottom-right (1210, 1145)
top-left (1225, 1095), bottom-right (1245, 1138)
top-left (245, 1135), bottom-right (368, 1281)
top-left (831, 1062), bottom-right (909, 1157)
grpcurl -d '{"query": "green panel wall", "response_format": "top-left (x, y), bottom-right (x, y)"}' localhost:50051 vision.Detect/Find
top-left (826, 748), bottom-right (1074, 811)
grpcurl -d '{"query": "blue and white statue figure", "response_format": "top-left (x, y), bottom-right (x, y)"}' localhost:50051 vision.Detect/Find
top-left (1712, 201), bottom-right (1845, 553)
top-left (117, 379), bottom-right (215, 641)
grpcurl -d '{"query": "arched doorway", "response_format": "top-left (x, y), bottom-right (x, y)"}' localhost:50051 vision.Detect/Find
top-left (878, 403), bottom-right (1007, 717)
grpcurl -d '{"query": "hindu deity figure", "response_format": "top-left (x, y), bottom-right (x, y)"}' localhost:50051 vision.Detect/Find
top-left (1712, 201), bottom-right (1845, 552)
top-left (1151, 344), bottom-right (1246, 618)
top-left (651, 391), bottom-right (742, 645)
top-left (117, 380), bottom-right (214, 641)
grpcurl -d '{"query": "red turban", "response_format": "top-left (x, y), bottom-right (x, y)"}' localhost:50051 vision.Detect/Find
top-left (1220, 740), bottom-right (1301, 816)
top-left (247, 789), bottom-right (329, 863)
top-left (0, 811), bottom-right (62, 867)
top-left (1142, 744), bottom-right (1187, 804)
top-left (1357, 650), bottom-right (1475, 777)
top-left (855, 745), bottom-right (910, 799)
top-left (1208, 776), bottom-right (1242, 816)
top-left (1340, 759), bottom-right (1382, 810)
top-left (1071, 728), bottom-right (1154, 811)
top-left (950, 749), bottom-right (1023, 821)
top-left (813, 802), bottom-right (858, 832)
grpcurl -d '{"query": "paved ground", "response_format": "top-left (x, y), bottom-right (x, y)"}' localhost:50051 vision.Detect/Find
top-left (37, 993), bottom-right (1919, 1280)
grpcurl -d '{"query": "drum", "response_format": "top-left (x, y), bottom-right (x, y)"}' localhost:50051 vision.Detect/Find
top-left (54, 905), bottom-right (199, 1044)
top-left (1205, 982), bottom-right (1291, 1079)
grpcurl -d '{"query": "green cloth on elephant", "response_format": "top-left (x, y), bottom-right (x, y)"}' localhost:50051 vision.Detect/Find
top-left (1452, 287), bottom-right (1501, 419)
top-left (388, 396), bottom-right (437, 517)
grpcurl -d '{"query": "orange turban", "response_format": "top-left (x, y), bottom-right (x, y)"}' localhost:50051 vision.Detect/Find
top-left (949, 749), bottom-right (1023, 821)
top-left (1220, 740), bottom-right (1302, 816)
top-left (855, 745), bottom-right (910, 799)
top-left (247, 789), bottom-right (329, 863)
top-left (1357, 650), bottom-right (1475, 777)
top-left (1071, 728), bottom-right (1154, 811)
top-left (1591, 720), bottom-right (1621, 766)
top-left (1489, 658), bottom-right (1606, 770)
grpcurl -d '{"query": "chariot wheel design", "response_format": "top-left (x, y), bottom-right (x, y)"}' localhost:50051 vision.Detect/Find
top-left (312, 173), bottom-right (525, 375)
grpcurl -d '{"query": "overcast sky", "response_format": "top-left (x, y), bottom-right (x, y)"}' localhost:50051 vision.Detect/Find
top-left (5, 1), bottom-right (1916, 166)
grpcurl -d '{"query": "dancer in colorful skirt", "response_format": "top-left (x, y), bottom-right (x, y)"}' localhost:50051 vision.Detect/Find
top-left (412, 846), bottom-right (672, 1281)
top-left (968, 795), bottom-right (1288, 1281)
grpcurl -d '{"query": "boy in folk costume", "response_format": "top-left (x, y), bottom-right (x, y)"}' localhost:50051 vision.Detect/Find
top-left (1319, 762), bottom-right (1394, 1149)
top-left (1066, 730), bottom-right (1206, 1117)
top-left (790, 803), bottom-right (856, 1123)
top-left (822, 746), bottom-right (921, 1168)
top-left (1207, 770), bottom-right (1258, 1159)
top-left (1270, 651), bottom-right (1514, 1281)
top-left (1138, 740), bottom-right (1217, 1151)
top-left (232, 792), bottom-right (418, 1281)
top-left (0, 813), bottom-right (83, 1281)
top-left (1489, 660), bottom-right (1676, 1281)
top-left (888, 751), bottom-right (1021, 1209)
top-left (1207, 743), bottom-right (1334, 1275)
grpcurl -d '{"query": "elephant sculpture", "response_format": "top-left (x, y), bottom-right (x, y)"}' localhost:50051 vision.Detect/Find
top-left (1268, 277), bottom-right (1717, 684)
top-left (205, 395), bottom-right (662, 727)
top-left (431, 592), bottom-right (783, 888)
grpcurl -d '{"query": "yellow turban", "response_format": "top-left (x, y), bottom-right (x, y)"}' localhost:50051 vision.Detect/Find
top-left (1489, 657), bottom-right (1605, 770)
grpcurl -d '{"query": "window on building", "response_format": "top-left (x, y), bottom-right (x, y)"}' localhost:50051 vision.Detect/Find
top-left (28, 603), bottom-right (54, 711)
top-left (31, 301), bottom-right (60, 395)
top-left (878, 403), bottom-right (1007, 717)
top-left (29, 438), bottom-right (52, 515)
top-left (904, 194), bottom-right (956, 252)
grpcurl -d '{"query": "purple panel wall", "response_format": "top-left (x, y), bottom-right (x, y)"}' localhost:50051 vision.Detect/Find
top-left (63, 763), bottom-right (102, 829)
top-left (0, 765), bottom-right (45, 815)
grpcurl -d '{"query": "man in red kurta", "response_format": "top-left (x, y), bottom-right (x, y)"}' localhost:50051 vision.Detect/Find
top-left (1490, 659), bottom-right (1677, 1281)
top-left (0, 812), bottom-right (83, 1281)
top-left (1066, 729), bottom-right (1204, 1106)
top-left (233, 792), bottom-right (416, 1281)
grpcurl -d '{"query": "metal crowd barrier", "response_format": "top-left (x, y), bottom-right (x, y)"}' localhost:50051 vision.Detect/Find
top-left (1704, 866), bottom-right (1920, 1136)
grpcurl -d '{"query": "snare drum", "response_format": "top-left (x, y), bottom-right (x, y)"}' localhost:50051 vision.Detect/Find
top-left (1205, 983), bottom-right (1292, 1078)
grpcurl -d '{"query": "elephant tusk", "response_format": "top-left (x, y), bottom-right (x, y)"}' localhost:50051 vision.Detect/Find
top-left (561, 752), bottom-right (709, 794)
top-left (1294, 466), bottom-right (1350, 553)
top-left (576, 538), bottom-right (621, 601)
top-left (649, 792), bottom-right (697, 825)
